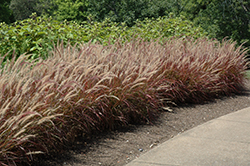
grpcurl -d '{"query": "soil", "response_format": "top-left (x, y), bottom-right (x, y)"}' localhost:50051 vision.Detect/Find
top-left (32, 80), bottom-right (250, 166)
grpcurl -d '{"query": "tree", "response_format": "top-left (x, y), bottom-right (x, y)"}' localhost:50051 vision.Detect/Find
top-left (51, 0), bottom-right (89, 22)
top-left (198, 0), bottom-right (250, 46)
top-left (35, 0), bottom-right (57, 16)
top-left (40, 0), bottom-right (177, 26)
top-left (0, 0), bottom-right (15, 23)
top-left (9, 0), bottom-right (55, 20)
top-left (166, 0), bottom-right (250, 47)
top-left (87, 0), bottom-right (172, 26)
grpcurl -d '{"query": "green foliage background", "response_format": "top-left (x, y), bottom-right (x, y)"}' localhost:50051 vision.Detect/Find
top-left (0, 0), bottom-right (15, 23)
top-left (170, 0), bottom-right (250, 48)
top-left (52, 0), bottom-right (88, 22)
top-left (0, 13), bottom-right (207, 65)
top-left (9, 0), bottom-right (55, 20)
top-left (0, 0), bottom-right (250, 56)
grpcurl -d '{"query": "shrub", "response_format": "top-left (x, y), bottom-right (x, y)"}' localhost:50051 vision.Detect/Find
top-left (0, 13), bottom-right (90, 64)
top-left (0, 37), bottom-right (248, 165)
top-left (0, 13), bottom-right (207, 66)
top-left (127, 15), bottom-right (208, 42)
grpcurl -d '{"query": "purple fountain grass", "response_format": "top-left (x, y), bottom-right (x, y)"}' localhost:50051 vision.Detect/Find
top-left (0, 37), bottom-right (248, 165)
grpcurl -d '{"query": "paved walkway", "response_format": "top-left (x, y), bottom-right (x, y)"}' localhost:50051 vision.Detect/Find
top-left (126, 107), bottom-right (250, 166)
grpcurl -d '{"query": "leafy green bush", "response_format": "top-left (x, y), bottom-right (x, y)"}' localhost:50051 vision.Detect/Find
top-left (52, 0), bottom-right (174, 26)
top-left (0, 13), bottom-right (89, 63)
top-left (0, 13), bottom-right (208, 65)
top-left (127, 15), bottom-right (208, 41)
top-left (86, 0), bottom-right (160, 26)
top-left (52, 0), bottom-right (88, 22)
top-left (0, 37), bottom-right (247, 165)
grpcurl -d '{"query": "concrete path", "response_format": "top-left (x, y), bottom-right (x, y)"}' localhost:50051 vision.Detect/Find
top-left (126, 107), bottom-right (250, 166)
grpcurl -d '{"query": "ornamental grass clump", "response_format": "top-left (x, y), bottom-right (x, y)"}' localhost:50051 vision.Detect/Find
top-left (155, 38), bottom-right (248, 103)
top-left (0, 37), bottom-right (248, 165)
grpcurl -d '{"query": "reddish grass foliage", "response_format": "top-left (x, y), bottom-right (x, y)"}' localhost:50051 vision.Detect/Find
top-left (0, 38), bottom-right (248, 165)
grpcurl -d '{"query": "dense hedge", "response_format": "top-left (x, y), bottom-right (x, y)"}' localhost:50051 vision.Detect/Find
top-left (0, 13), bottom-right (208, 65)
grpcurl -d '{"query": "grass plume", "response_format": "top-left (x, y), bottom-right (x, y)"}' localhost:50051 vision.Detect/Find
top-left (0, 37), bottom-right (248, 165)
